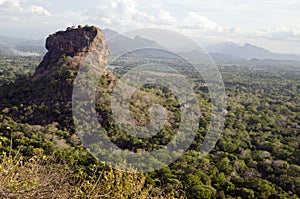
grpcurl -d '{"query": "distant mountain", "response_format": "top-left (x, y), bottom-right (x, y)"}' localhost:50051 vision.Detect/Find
top-left (0, 35), bottom-right (44, 56)
top-left (2, 29), bottom-right (300, 62)
top-left (102, 29), bottom-right (164, 56)
top-left (0, 29), bottom-right (164, 57)
top-left (205, 42), bottom-right (240, 53)
top-left (206, 42), bottom-right (300, 61)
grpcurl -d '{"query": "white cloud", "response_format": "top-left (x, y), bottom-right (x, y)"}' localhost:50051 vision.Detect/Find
top-left (0, 0), bottom-right (21, 11)
top-left (84, 0), bottom-right (179, 28)
top-left (0, 0), bottom-right (19, 7)
top-left (0, 0), bottom-right (299, 53)
top-left (156, 9), bottom-right (176, 25)
top-left (0, 0), bottom-right (51, 20)
top-left (85, 0), bottom-right (155, 27)
top-left (259, 27), bottom-right (300, 42)
top-left (28, 5), bottom-right (52, 16)
top-left (80, 0), bottom-right (300, 51)
top-left (179, 12), bottom-right (221, 31)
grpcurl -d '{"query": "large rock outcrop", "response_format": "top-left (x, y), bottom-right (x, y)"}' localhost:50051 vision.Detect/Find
top-left (0, 26), bottom-right (113, 129)
top-left (33, 26), bottom-right (108, 79)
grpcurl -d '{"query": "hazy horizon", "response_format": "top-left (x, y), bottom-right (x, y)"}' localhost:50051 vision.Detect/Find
top-left (1, 0), bottom-right (300, 54)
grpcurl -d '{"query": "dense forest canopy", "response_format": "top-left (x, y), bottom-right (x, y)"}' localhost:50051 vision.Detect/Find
top-left (0, 51), bottom-right (299, 198)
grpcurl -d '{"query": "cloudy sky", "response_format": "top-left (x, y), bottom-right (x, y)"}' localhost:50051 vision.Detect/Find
top-left (1, 0), bottom-right (300, 53)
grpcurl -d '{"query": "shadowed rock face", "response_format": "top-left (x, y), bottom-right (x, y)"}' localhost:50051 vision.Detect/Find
top-left (34, 26), bottom-right (109, 79)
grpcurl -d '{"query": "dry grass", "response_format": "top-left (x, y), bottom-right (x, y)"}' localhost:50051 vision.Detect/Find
top-left (0, 153), bottom-right (183, 199)
top-left (0, 154), bottom-right (74, 198)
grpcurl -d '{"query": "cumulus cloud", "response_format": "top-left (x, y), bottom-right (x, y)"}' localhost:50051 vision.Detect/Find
top-left (80, 0), bottom-right (300, 49)
top-left (179, 12), bottom-right (221, 32)
top-left (260, 27), bottom-right (300, 42)
top-left (28, 5), bottom-right (52, 16)
top-left (83, 0), bottom-right (227, 37)
top-left (0, 0), bottom-right (19, 7)
top-left (0, 0), bottom-right (51, 20)
top-left (0, 0), bottom-right (299, 53)
top-left (0, 0), bottom-right (21, 11)
top-left (85, 0), bottom-right (156, 27)
top-left (156, 9), bottom-right (176, 25)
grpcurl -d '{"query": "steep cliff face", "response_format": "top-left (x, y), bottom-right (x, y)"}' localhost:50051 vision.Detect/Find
top-left (0, 26), bottom-right (113, 129)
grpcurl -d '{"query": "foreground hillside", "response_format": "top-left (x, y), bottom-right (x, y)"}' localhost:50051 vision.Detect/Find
top-left (0, 26), bottom-right (299, 198)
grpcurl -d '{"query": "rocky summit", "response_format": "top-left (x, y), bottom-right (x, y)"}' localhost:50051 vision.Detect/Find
top-left (33, 26), bottom-right (109, 79)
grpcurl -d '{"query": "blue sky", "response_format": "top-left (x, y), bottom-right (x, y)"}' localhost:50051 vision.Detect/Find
top-left (0, 0), bottom-right (300, 53)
